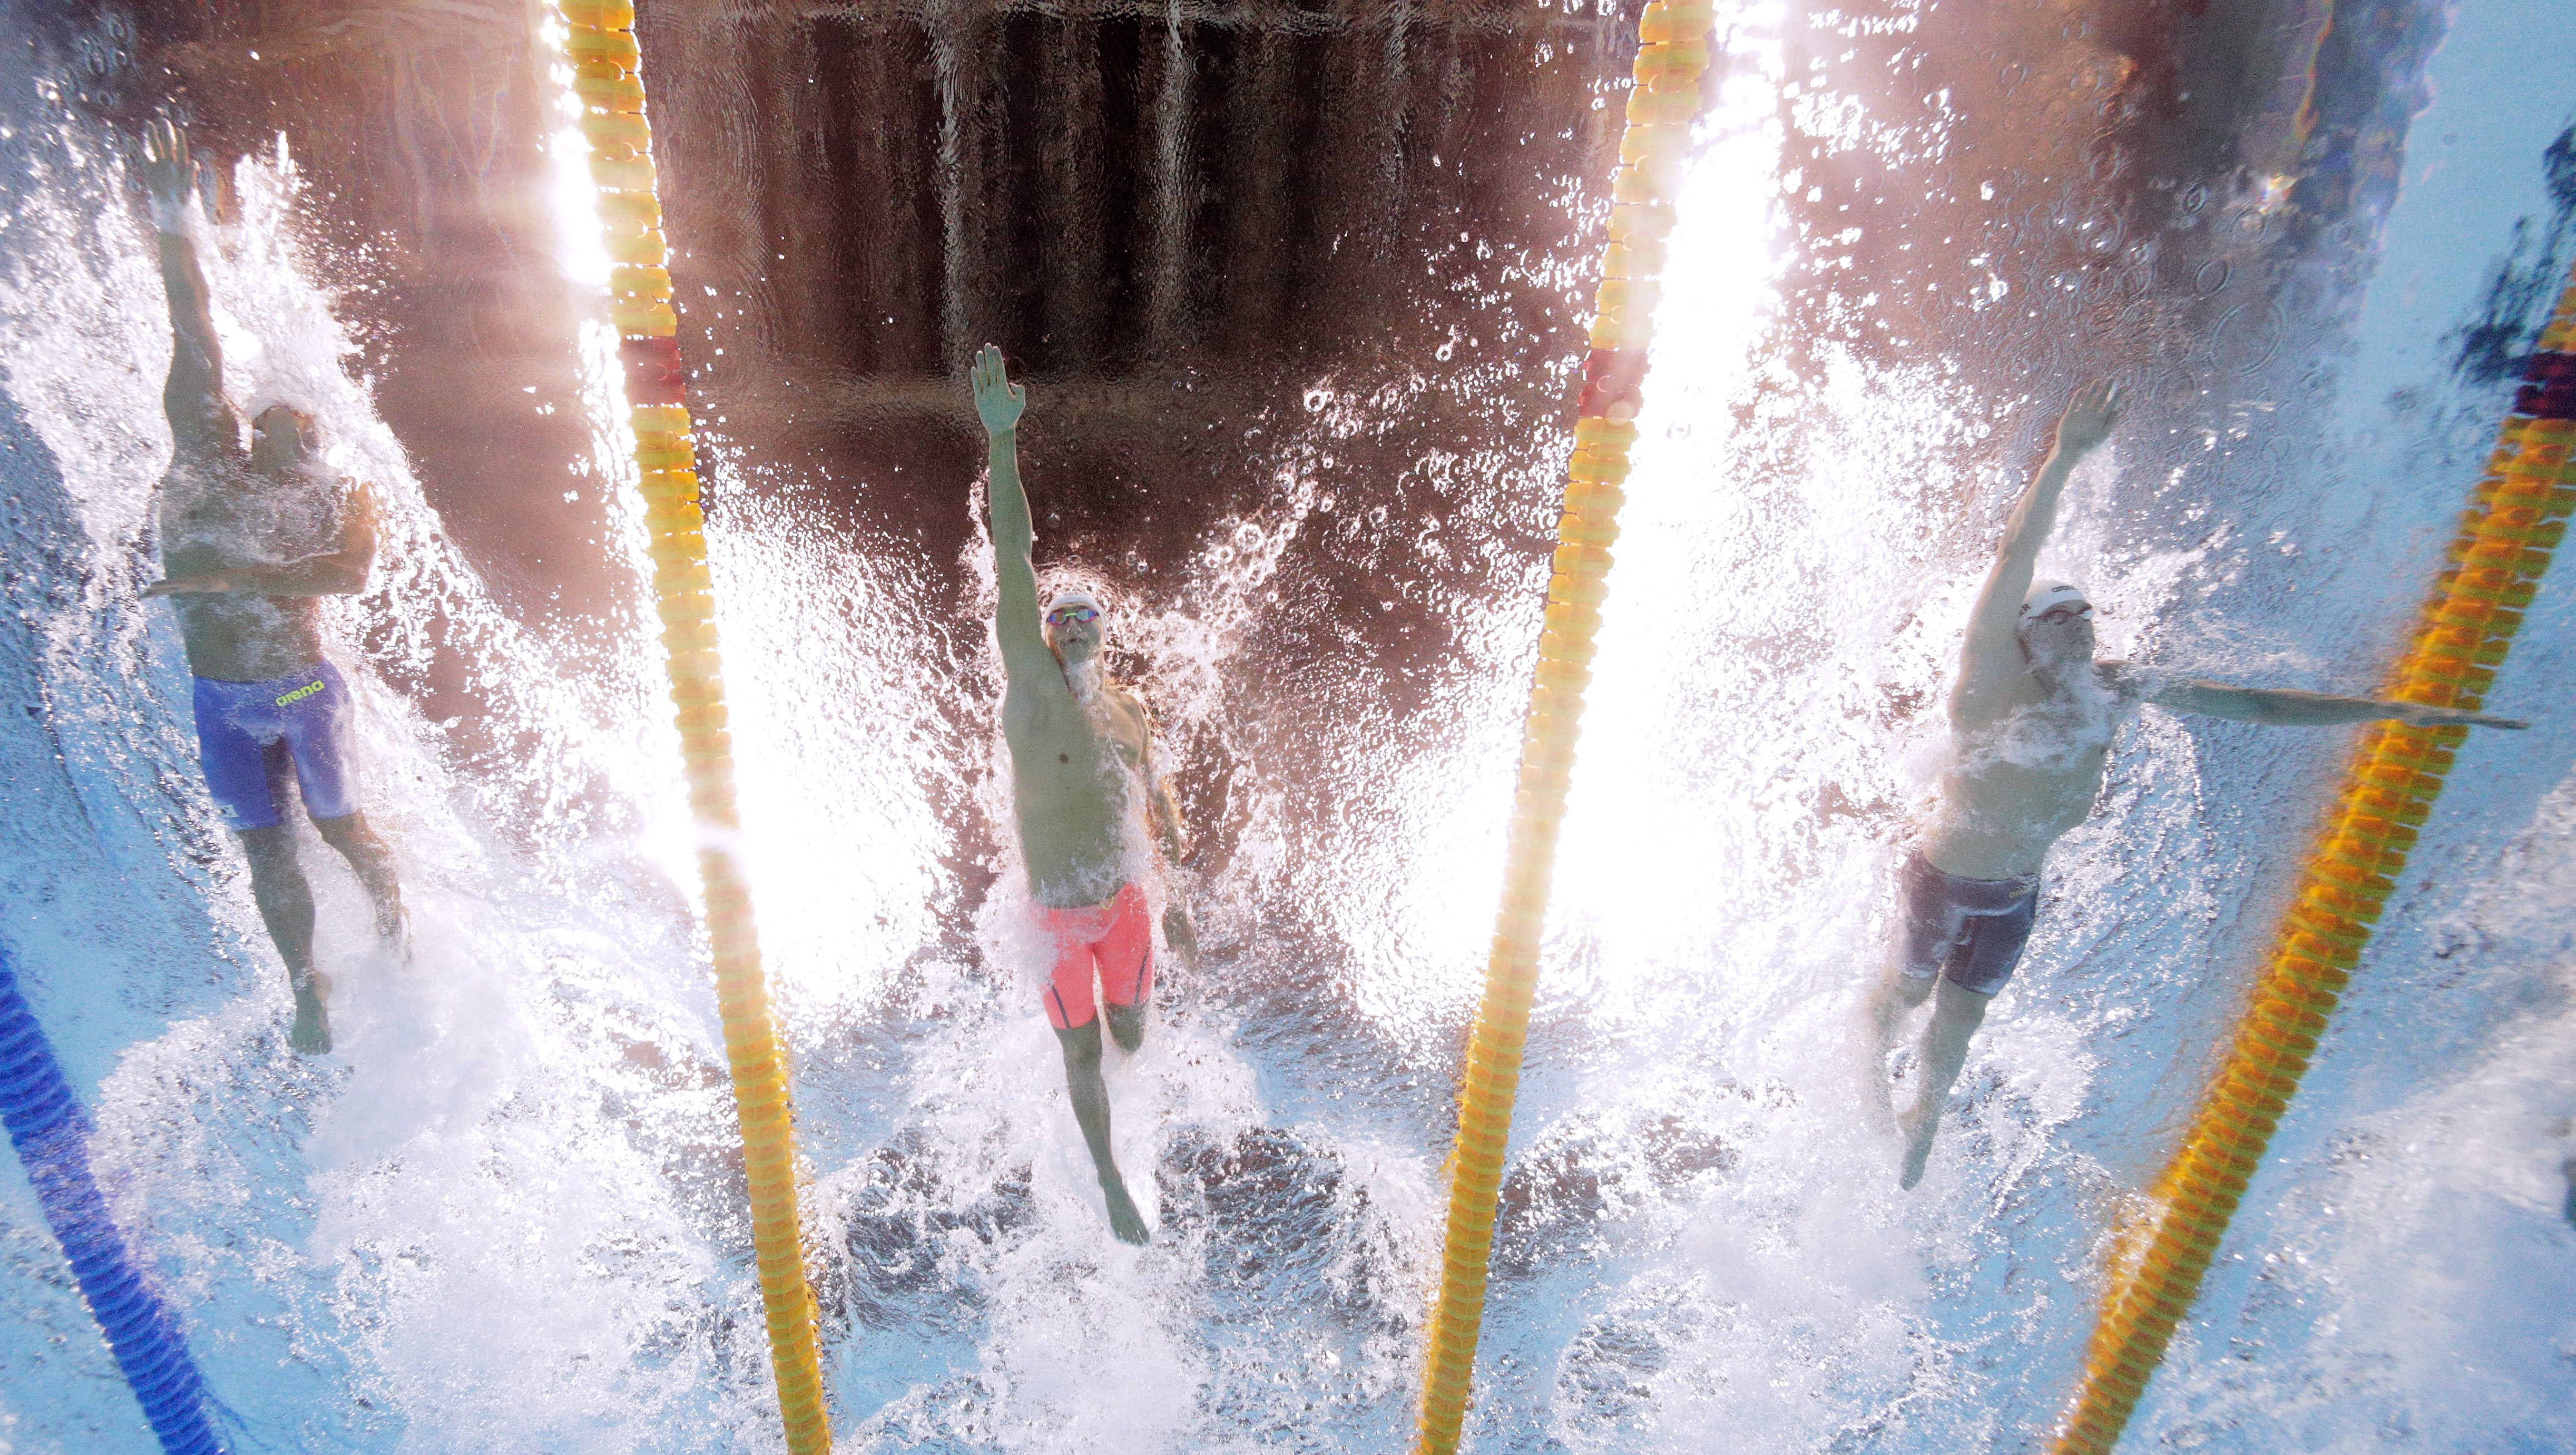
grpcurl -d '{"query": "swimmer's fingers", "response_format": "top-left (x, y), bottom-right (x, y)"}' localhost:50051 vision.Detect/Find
top-left (140, 573), bottom-right (225, 598)
top-left (973, 343), bottom-right (1012, 397)
top-left (138, 120), bottom-right (189, 195)
top-left (2055, 379), bottom-right (2121, 454)
top-left (2394, 700), bottom-right (2530, 730)
top-left (969, 344), bottom-right (1026, 433)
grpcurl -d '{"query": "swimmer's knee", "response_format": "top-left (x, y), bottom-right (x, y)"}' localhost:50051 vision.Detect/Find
top-left (1931, 977), bottom-right (1993, 1026)
top-left (311, 810), bottom-right (387, 855)
top-left (1106, 1003), bottom-right (1145, 1054)
top-left (237, 824), bottom-right (299, 876)
top-left (1054, 1019), bottom-right (1103, 1071)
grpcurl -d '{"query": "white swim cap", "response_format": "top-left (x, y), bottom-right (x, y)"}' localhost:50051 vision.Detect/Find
top-left (1044, 587), bottom-right (1103, 617)
top-left (2021, 578), bottom-right (2091, 621)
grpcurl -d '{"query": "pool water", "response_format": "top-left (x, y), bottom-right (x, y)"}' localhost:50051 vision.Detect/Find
top-left (2, 2), bottom-right (2572, 1452)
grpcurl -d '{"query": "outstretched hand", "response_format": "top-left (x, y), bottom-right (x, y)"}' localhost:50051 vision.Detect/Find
top-left (141, 572), bottom-right (231, 598)
top-left (971, 343), bottom-right (1025, 438)
top-left (138, 119), bottom-right (192, 214)
top-left (2053, 379), bottom-right (2122, 459)
top-left (2392, 700), bottom-right (2529, 731)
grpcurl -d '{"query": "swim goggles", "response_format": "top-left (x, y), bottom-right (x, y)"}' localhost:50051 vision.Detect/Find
top-left (1045, 605), bottom-right (1101, 626)
top-left (2032, 603), bottom-right (2092, 625)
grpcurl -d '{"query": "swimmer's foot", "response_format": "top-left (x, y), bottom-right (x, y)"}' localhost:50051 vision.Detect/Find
top-left (290, 982), bottom-right (333, 1056)
top-left (1101, 1174), bottom-right (1150, 1246)
top-left (372, 896), bottom-right (411, 963)
top-left (1859, 1054), bottom-right (1901, 1135)
top-left (1897, 1105), bottom-right (1939, 1191)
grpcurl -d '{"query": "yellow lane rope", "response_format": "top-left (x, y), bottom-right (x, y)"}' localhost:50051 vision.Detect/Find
top-left (1410, 5), bottom-right (1710, 1451)
top-left (555, 4), bottom-right (832, 1449)
top-left (2050, 260), bottom-right (2576, 1454)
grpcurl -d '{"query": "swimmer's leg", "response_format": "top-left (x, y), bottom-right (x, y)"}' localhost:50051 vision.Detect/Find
top-left (1861, 964), bottom-right (1935, 1128)
top-left (1055, 1020), bottom-right (1148, 1245)
top-left (1100, 885), bottom-right (1154, 1055)
top-left (1898, 977), bottom-right (1990, 1189)
top-left (239, 825), bottom-right (330, 1055)
top-left (1160, 903), bottom-right (1199, 975)
top-left (312, 811), bottom-right (404, 948)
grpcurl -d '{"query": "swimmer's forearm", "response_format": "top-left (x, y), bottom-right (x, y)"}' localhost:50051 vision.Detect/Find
top-left (986, 430), bottom-right (1033, 552)
top-left (156, 229), bottom-right (225, 411)
top-left (143, 556), bottom-right (368, 598)
top-left (1999, 449), bottom-right (2078, 562)
top-left (2000, 384), bottom-right (2118, 561)
top-left (158, 231), bottom-right (214, 332)
top-left (229, 561), bottom-right (370, 596)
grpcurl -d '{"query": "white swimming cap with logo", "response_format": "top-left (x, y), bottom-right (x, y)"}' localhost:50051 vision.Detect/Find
top-left (2020, 578), bottom-right (2090, 621)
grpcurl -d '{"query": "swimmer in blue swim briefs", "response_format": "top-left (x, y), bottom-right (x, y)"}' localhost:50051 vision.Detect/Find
top-left (134, 122), bottom-right (404, 1055)
top-left (1863, 381), bottom-right (2526, 1188)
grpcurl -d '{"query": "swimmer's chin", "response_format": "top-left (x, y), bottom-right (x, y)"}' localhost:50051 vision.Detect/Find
top-left (1064, 658), bottom-right (1105, 701)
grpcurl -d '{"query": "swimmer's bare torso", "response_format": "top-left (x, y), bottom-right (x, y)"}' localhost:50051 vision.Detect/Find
top-left (1003, 668), bottom-right (1161, 910)
top-left (1920, 665), bottom-right (2123, 880)
top-left (158, 452), bottom-right (359, 681)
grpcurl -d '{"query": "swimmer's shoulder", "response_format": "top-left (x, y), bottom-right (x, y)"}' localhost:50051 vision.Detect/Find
top-left (1101, 681), bottom-right (1153, 728)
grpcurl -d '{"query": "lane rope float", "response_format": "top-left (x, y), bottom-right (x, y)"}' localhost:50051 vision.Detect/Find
top-left (553, 4), bottom-right (833, 1450)
top-left (1410, 4), bottom-right (1711, 1451)
top-left (2049, 257), bottom-right (2576, 1454)
top-left (0, 937), bottom-right (229, 1454)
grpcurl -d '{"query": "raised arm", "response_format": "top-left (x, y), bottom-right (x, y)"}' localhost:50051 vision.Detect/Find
top-left (2130, 671), bottom-right (2528, 731)
top-left (144, 481), bottom-right (381, 599)
top-left (974, 345), bottom-right (1056, 687)
top-left (139, 121), bottom-right (230, 456)
top-left (1952, 380), bottom-right (2121, 722)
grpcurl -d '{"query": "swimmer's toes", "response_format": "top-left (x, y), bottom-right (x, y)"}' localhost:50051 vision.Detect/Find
top-left (291, 1015), bottom-right (332, 1057)
top-left (1898, 1124), bottom-right (1935, 1191)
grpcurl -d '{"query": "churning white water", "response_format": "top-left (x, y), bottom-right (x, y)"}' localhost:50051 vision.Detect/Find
top-left (4, 1), bottom-right (2574, 1452)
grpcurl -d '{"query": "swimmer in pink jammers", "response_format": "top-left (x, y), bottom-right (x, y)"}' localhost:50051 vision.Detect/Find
top-left (969, 345), bottom-right (1193, 1245)
top-left (1862, 380), bottom-right (2526, 1189)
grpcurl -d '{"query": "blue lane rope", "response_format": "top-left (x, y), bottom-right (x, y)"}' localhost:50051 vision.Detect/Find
top-left (0, 938), bottom-right (228, 1454)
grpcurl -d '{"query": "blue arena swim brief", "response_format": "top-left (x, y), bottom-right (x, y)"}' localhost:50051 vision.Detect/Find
top-left (1896, 851), bottom-right (2040, 997)
top-left (189, 662), bottom-right (359, 831)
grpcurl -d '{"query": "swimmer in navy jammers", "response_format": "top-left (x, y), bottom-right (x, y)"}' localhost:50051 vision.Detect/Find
top-left (135, 122), bottom-right (403, 1055)
top-left (1862, 381), bottom-right (2526, 1189)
